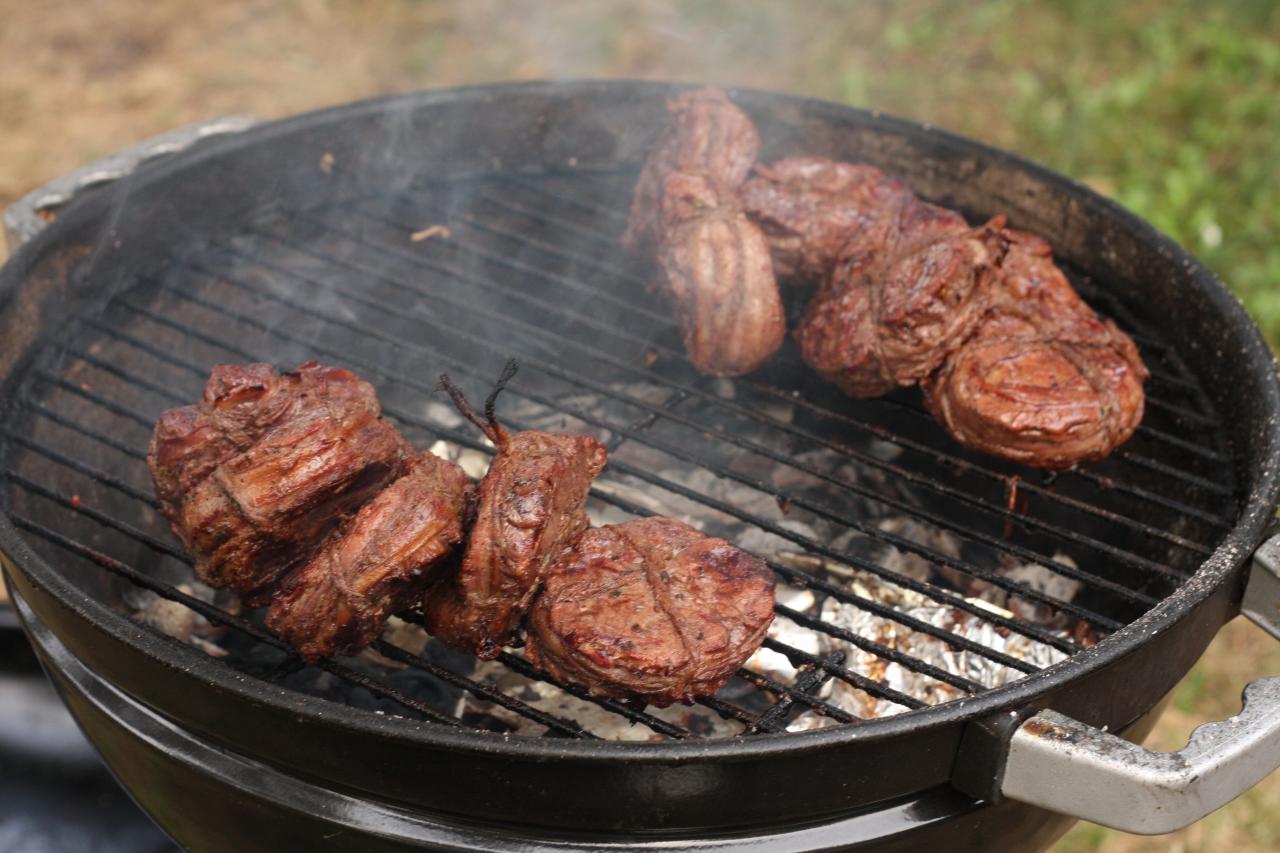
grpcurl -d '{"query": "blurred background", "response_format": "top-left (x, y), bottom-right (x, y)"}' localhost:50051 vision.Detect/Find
top-left (1, 1), bottom-right (1276, 850)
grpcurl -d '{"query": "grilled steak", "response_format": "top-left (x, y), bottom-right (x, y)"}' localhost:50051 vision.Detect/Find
top-left (657, 173), bottom-right (785, 376)
top-left (422, 367), bottom-right (607, 659)
top-left (148, 362), bottom-right (361, 519)
top-left (740, 158), bottom-right (915, 282)
top-left (623, 85), bottom-right (760, 257)
top-left (266, 452), bottom-right (473, 661)
top-left (624, 88), bottom-right (784, 376)
top-left (150, 362), bottom-right (413, 602)
top-left (797, 199), bottom-right (1007, 397)
top-left (526, 517), bottom-right (775, 707)
top-left (923, 230), bottom-right (1148, 468)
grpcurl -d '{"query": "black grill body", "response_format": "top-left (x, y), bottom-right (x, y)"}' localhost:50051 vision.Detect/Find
top-left (1, 82), bottom-right (1277, 847)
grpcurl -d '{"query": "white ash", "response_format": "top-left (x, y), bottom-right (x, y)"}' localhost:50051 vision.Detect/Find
top-left (132, 584), bottom-right (227, 658)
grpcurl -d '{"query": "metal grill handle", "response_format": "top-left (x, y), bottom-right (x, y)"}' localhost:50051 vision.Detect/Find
top-left (998, 533), bottom-right (1280, 834)
top-left (3, 115), bottom-right (259, 253)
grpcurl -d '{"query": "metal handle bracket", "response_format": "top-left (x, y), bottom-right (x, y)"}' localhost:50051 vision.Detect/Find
top-left (998, 533), bottom-right (1280, 834)
top-left (4, 115), bottom-right (259, 253)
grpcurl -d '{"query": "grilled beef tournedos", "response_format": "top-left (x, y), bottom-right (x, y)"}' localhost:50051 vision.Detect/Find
top-left (923, 230), bottom-right (1149, 468)
top-left (148, 362), bottom-right (413, 602)
top-left (796, 192), bottom-right (1007, 398)
top-left (625, 86), bottom-right (785, 377)
top-left (423, 363), bottom-right (607, 659)
top-left (267, 451), bottom-right (474, 661)
top-left (526, 517), bottom-right (776, 707)
top-left (623, 85), bottom-right (760, 257)
top-left (740, 157), bottom-right (917, 282)
top-left (657, 172), bottom-right (786, 376)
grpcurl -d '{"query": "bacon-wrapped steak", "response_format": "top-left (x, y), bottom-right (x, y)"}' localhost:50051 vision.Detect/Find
top-left (740, 157), bottom-right (915, 282)
top-left (623, 85), bottom-right (760, 256)
top-left (525, 517), bottom-right (776, 707)
top-left (422, 367), bottom-right (607, 659)
top-left (796, 198), bottom-right (1007, 397)
top-left (150, 362), bottom-right (412, 602)
top-left (923, 230), bottom-right (1148, 468)
top-left (657, 173), bottom-right (785, 376)
top-left (266, 451), bottom-right (473, 661)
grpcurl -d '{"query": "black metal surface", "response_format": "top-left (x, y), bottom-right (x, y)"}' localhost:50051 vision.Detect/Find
top-left (0, 613), bottom-right (173, 853)
top-left (0, 81), bottom-right (1277, 835)
top-left (19, 584), bottom-right (1090, 853)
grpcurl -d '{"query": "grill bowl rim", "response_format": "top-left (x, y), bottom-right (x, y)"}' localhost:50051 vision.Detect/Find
top-left (1, 79), bottom-right (1277, 761)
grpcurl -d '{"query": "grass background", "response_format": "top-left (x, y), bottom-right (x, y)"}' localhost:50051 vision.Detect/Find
top-left (1, 2), bottom-right (1277, 849)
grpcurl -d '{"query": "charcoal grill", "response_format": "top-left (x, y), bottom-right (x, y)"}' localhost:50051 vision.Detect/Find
top-left (3, 81), bottom-right (1280, 851)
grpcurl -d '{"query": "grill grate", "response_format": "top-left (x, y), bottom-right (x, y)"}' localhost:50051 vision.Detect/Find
top-left (1, 167), bottom-right (1240, 739)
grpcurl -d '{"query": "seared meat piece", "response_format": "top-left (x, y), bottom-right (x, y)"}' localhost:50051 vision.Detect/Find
top-left (656, 172), bottom-right (786, 376)
top-left (525, 517), bottom-right (775, 707)
top-left (148, 362), bottom-right (356, 519)
top-left (797, 200), bottom-right (1007, 397)
top-left (923, 230), bottom-right (1148, 468)
top-left (423, 367), bottom-right (607, 659)
top-left (153, 362), bottom-right (412, 601)
top-left (624, 85), bottom-right (760, 257)
top-left (266, 452), bottom-right (473, 661)
top-left (740, 158), bottom-right (915, 282)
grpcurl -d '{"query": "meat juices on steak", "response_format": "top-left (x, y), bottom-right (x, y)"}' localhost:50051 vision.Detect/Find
top-left (151, 362), bottom-right (413, 602)
top-left (740, 158), bottom-right (916, 282)
top-left (422, 368), bottom-right (607, 659)
top-left (797, 196), bottom-right (1007, 397)
top-left (623, 85), bottom-right (760, 257)
top-left (526, 517), bottom-right (776, 707)
top-left (657, 172), bottom-right (786, 376)
top-left (923, 230), bottom-right (1148, 468)
top-left (266, 452), bottom-right (473, 661)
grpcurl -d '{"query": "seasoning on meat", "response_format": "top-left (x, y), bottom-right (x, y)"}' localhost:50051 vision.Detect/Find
top-left (623, 85), bottom-right (760, 257)
top-left (923, 230), bottom-right (1148, 468)
top-left (740, 157), bottom-right (916, 282)
top-left (267, 451), bottom-right (473, 661)
top-left (149, 362), bottom-right (413, 602)
top-left (422, 363), bottom-right (607, 659)
top-left (526, 517), bottom-right (776, 707)
top-left (796, 194), bottom-right (1007, 397)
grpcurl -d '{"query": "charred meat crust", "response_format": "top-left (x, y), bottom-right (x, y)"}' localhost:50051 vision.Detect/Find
top-left (923, 230), bottom-right (1148, 468)
top-left (266, 452), bottom-right (474, 661)
top-left (148, 362), bottom-right (414, 601)
top-left (526, 517), bottom-right (775, 707)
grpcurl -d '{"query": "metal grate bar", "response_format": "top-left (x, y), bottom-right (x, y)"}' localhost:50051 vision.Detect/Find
top-left (32, 338), bottom-right (1047, 682)
top-left (9, 514), bottom-right (472, 730)
top-left (9, 486), bottom-right (603, 740)
top-left (288, 210), bottom-right (1233, 535)
top-left (183, 246), bottom-right (1186, 597)
top-left (416, 182), bottom-right (1214, 420)
top-left (149, 275), bottom-right (1114, 643)
top-left (772, 604), bottom-right (983, 693)
top-left (741, 651), bottom-right (853, 734)
top-left (439, 190), bottom-right (1219, 463)
top-left (215, 234), bottom-right (1201, 582)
